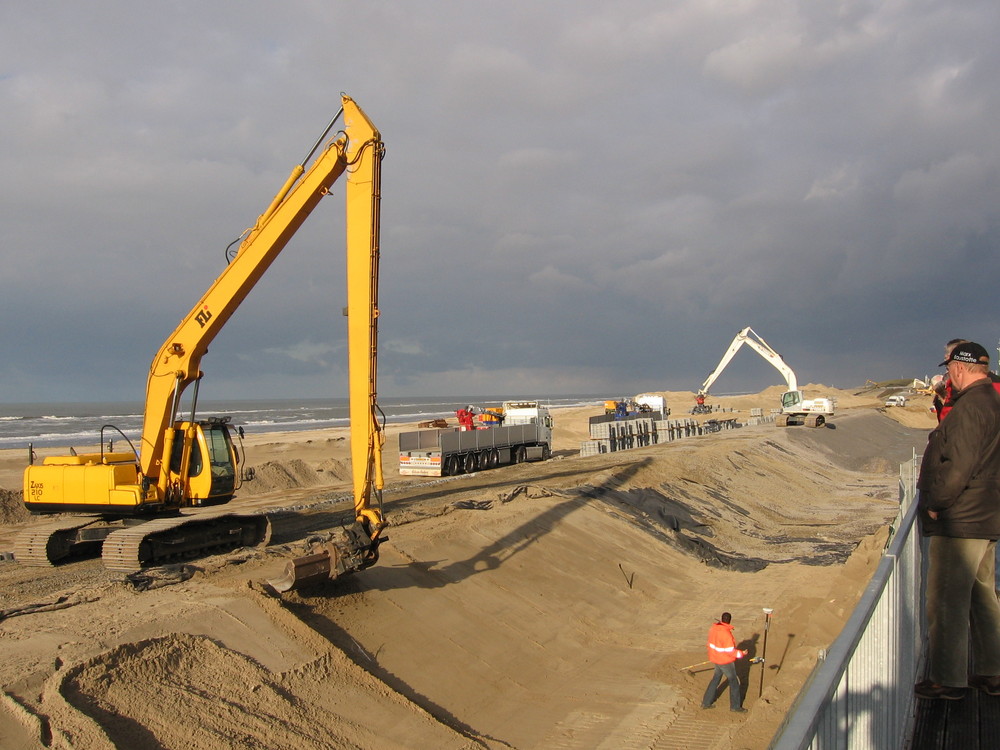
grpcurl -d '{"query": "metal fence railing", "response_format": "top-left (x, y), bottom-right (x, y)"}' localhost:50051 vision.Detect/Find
top-left (769, 454), bottom-right (924, 750)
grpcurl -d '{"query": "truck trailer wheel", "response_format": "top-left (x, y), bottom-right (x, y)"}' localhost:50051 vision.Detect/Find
top-left (444, 455), bottom-right (459, 476)
top-left (513, 446), bottom-right (526, 464)
top-left (464, 453), bottom-right (478, 473)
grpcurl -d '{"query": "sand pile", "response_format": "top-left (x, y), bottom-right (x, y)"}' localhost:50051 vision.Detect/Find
top-left (238, 457), bottom-right (352, 496)
top-left (0, 490), bottom-right (29, 525)
top-left (54, 633), bottom-right (470, 750)
top-left (240, 458), bottom-right (324, 495)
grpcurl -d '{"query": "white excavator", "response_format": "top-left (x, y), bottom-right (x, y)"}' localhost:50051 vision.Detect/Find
top-left (696, 327), bottom-right (835, 427)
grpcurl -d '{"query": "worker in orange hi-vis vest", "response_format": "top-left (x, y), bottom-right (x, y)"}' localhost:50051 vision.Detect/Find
top-left (701, 612), bottom-right (748, 712)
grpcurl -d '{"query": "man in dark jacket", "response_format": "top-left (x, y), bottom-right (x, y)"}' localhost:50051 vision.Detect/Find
top-left (916, 341), bottom-right (1000, 700)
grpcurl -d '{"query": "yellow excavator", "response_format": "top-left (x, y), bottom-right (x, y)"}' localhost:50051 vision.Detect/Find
top-left (17, 95), bottom-right (387, 583)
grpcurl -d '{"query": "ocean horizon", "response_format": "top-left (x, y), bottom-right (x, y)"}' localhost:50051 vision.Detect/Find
top-left (0, 394), bottom-right (608, 451)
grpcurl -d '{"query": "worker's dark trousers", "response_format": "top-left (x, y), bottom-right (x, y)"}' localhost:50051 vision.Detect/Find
top-left (702, 661), bottom-right (741, 709)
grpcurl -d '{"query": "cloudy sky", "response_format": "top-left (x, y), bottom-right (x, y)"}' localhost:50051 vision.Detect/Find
top-left (2, 1), bottom-right (999, 404)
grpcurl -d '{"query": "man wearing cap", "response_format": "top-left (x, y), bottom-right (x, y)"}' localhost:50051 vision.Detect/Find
top-left (934, 338), bottom-right (1000, 421)
top-left (916, 341), bottom-right (1000, 700)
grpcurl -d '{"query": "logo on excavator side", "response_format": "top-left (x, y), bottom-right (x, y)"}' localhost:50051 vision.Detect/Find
top-left (195, 305), bottom-right (213, 328)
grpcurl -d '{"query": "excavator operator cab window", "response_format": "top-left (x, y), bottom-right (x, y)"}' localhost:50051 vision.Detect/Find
top-left (204, 427), bottom-right (235, 477)
top-left (204, 425), bottom-right (237, 497)
top-left (781, 391), bottom-right (803, 410)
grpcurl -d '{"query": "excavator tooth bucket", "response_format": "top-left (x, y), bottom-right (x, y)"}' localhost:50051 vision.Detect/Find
top-left (264, 522), bottom-right (383, 594)
top-left (266, 546), bottom-right (339, 593)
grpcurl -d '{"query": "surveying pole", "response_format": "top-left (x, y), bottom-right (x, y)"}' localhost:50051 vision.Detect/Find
top-left (758, 608), bottom-right (773, 697)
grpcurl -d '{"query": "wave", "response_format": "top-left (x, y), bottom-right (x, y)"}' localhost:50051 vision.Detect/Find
top-left (242, 417), bottom-right (350, 429)
top-left (0, 429), bottom-right (137, 450)
top-left (0, 394), bottom-right (608, 448)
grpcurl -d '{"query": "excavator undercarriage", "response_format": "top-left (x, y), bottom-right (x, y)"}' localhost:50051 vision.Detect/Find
top-left (14, 510), bottom-right (272, 571)
top-left (775, 412), bottom-right (826, 428)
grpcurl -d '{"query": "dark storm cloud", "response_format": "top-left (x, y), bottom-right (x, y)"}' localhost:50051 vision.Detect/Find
top-left (2, 1), bottom-right (999, 402)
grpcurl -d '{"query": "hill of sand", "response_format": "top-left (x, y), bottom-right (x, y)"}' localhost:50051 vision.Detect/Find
top-left (0, 386), bottom-right (934, 749)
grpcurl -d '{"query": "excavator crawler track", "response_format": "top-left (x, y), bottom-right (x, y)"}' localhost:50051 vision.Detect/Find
top-left (101, 510), bottom-right (272, 572)
top-left (13, 517), bottom-right (114, 566)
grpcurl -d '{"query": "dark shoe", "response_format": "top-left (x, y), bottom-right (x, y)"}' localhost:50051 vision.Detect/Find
top-left (969, 675), bottom-right (1000, 696)
top-left (731, 707), bottom-right (747, 713)
top-left (915, 680), bottom-right (966, 700)
top-left (701, 704), bottom-right (714, 710)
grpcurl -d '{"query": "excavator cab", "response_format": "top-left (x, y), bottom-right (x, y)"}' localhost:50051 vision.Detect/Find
top-left (165, 418), bottom-right (239, 506)
top-left (780, 390), bottom-right (804, 411)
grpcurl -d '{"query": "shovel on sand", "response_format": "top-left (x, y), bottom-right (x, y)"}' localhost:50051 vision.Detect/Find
top-left (679, 660), bottom-right (712, 672)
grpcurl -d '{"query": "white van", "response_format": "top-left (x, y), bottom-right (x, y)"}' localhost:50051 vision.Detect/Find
top-left (885, 395), bottom-right (907, 407)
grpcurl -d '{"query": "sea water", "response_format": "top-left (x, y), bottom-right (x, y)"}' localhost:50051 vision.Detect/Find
top-left (0, 395), bottom-right (606, 451)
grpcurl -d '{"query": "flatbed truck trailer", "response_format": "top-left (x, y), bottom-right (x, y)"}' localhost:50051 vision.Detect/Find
top-left (398, 401), bottom-right (552, 477)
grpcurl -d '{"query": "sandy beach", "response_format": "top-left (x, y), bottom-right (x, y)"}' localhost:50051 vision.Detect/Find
top-left (0, 386), bottom-right (935, 749)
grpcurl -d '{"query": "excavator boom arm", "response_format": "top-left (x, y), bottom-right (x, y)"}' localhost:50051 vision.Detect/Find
top-left (263, 106), bottom-right (388, 592)
top-left (698, 326), bottom-right (798, 395)
top-left (138, 97), bottom-right (373, 490)
top-left (342, 101), bottom-right (386, 532)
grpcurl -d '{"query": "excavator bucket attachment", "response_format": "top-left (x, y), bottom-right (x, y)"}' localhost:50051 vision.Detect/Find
top-left (265, 522), bottom-right (382, 593)
top-left (267, 546), bottom-right (340, 593)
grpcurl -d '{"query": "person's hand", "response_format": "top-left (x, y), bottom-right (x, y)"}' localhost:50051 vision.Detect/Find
top-left (736, 650), bottom-right (745, 659)
top-left (928, 510), bottom-right (939, 520)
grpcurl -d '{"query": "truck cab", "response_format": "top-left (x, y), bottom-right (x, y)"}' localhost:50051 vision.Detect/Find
top-left (502, 401), bottom-right (553, 449)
